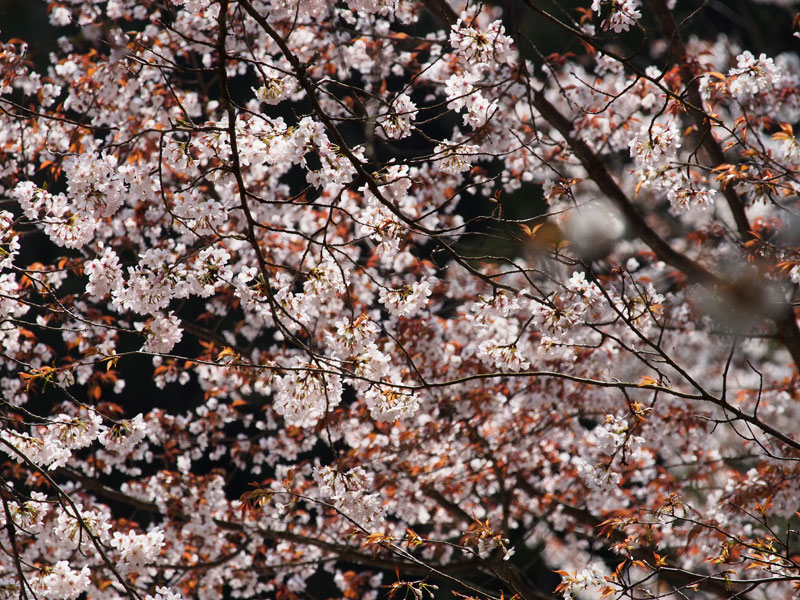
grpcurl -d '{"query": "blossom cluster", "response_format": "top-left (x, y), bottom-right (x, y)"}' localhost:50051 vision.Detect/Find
top-left (1, 0), bottom-right (800, 599)
top-left (629, 120), bottom-right (717, 212)
top-left (591, 0), bottom-right (642, 33)
top-left (315, 466), bottom-right (385, 526)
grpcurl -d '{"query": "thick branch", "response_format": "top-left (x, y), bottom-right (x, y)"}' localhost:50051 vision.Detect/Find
top-left (529, 88), bottom-right (800, 369)
top-left (648, 0), bottom-right (752, 240)
top-left (646, 0), bottom-right (800, 369)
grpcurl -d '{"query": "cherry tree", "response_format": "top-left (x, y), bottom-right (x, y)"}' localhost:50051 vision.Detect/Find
top-left (2, 0), bottom-right (800, 598)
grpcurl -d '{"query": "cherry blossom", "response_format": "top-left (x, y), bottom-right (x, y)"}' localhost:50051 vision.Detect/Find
top-left (378, 93), bottom-right (418, 139)
top-left (449, 18), bottom-right (514, 67)
top-left (2, 0), bottom-right (800, 599)
top-left (591, 0), bottom-right (642, 33)
top-left (727, 50), bottom-right (782, 99)
top-left (31, 561), bottom-right (91, 600)
top-left (110, 528), bottom-right (166, 573)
